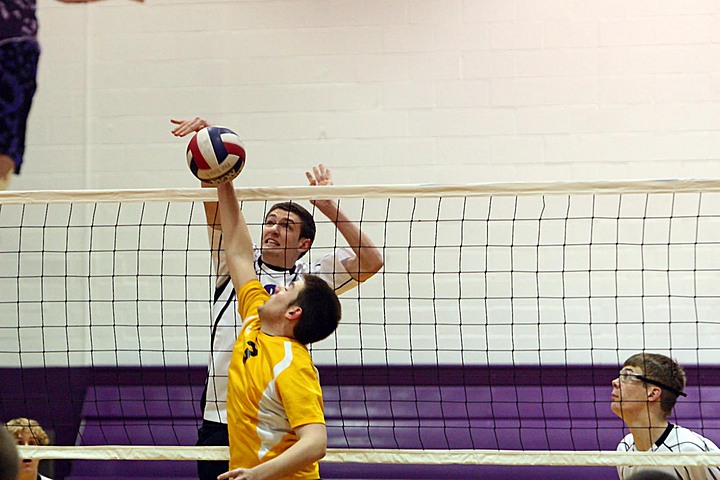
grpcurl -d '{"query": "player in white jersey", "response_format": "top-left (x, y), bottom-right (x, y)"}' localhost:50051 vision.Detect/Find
top-left (612, 352), bottom-right (720, 480)
top-left (202, 198), bottom-right (362, 423)
top-left (172, 117), bottom-right (384, 480)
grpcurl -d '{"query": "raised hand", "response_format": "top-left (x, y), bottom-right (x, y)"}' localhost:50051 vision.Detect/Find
top-left (170, 117), bottom-right (211, 137)
top-left (305, 164), bottom-right (334, 207)
top-left (305, 163), bottom-right (333, 187)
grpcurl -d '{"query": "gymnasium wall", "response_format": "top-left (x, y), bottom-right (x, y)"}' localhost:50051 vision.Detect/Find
top-left (4, 1), bottom-right (720, 369)
top-left (3, 6), bottom-right (720, 479)
top-left (15, 0), bottom-right (720, 191)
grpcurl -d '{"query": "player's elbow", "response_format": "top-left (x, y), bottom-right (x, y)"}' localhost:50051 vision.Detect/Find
top-left (358, 251), bottom-right (384, 282)
top-left (370, 252), bottom-right (384, 274)
top-left (297, 423), bottom-right (327, 463)
top-left (310, 439), bottom-right (327, 463)
top-left (301, 435), bottom-right (326, 465)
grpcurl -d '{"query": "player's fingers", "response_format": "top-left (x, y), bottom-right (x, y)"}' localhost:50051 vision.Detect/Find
top-left (305, 171), bottom-right (317, 186)
top-left (170, 119), bottom-right (186, 136)
top-left (173, 117), bottom-right (208, 136)
top-left (174, 121), bottom-right (206, 137)
top-left (170, 120), bottom-right (195, 136)
top-left (192, 117), bottom-right (209, 128)
top-left (217, 468), bottom-right (241, 480)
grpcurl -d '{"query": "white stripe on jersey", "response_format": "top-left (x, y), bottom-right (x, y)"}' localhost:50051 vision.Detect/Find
top-left (256, 341), bottom-right (294, 459)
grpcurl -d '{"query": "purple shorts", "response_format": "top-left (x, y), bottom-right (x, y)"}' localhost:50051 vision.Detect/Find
top-left (0, 39), bottom-right (40, 174)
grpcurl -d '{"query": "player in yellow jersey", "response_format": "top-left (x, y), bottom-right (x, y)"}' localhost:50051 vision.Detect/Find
top-left (215, 180), bottom-right (342, 480)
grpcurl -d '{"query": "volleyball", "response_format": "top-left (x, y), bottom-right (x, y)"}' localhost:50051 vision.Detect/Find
top-left (186, 126), bottom-right (246, 185)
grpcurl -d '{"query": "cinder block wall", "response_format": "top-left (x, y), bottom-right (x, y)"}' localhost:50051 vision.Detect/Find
top-left (15, 0), bottom-right (720, 190)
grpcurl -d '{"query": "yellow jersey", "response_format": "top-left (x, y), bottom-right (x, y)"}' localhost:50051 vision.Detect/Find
top-left (227, 280), bottom-right (325, 479)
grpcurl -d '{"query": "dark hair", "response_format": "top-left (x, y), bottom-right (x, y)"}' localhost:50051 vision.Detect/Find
top-left (292, 275), bottom-right (342, 345)
top-left (624, 353), bottom-right (686, 417)
top-left (0, 427), bottom-right (19, 480)
top-left (267, 202), bottom-right (316, 246)
top-left (626, 469), bottom-right (678, 480)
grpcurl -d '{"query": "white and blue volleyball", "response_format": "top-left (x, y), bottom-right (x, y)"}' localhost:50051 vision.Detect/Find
top-left (186, 126), bottom-right (246, 185)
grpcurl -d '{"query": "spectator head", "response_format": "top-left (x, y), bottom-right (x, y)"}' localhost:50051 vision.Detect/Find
top-left (5, 418), bottom-right (50, 479)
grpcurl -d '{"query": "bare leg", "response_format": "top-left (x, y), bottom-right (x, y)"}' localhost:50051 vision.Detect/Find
top-left (0, 155), bottom-right (14, 190)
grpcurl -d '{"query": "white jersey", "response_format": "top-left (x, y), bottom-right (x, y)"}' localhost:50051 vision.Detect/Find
top-left (202, 227), bottom-right (357, 424)
top-left (617, 424), bottom-right (720, 480)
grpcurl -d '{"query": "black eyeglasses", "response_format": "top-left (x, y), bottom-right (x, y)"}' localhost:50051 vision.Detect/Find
top-left (618, 370), bottom-right (687, 397)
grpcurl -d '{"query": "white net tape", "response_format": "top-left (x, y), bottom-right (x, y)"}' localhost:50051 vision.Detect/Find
top-left (16, 446), bottom-right (720, 467)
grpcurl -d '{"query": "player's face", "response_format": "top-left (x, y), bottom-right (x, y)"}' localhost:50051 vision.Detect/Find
top-left (611, 366), bottom-right (651, 420)
top-left (15, 430), bottom-right (41, 474)
top-left (261, 209), bottom-right (310, 264)
top-left (259, 280), bottom-right (305, 317)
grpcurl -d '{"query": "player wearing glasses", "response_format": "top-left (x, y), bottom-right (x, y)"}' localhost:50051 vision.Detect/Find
top-left (611, 352), bottom-right (720, 480)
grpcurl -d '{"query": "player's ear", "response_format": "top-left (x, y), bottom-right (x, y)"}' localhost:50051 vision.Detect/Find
top-left (297, 238), bottom-right (312, 254)
top-left (286, 306), bottom-right (303, 322)
top-left (648, 386), bottom-right (662, 401)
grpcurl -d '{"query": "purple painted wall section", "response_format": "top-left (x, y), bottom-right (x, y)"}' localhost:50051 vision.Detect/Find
top-left (1, 365), bottom-right (719, 480)
top-left (0, 367), bottom-right (206, 479)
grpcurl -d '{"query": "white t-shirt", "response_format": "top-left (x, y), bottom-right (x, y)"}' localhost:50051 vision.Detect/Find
top-left (202, 227), bottom-right (357, 424)
top-left (617, 423), bottom-right (720, 480)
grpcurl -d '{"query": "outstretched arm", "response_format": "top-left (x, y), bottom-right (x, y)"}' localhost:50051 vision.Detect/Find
top-left (216, 182), bottom-right (256, 292)
top-left (307, 164), bottom-right (383, 282)
top-left (202, 181), bottom-right (221, 232)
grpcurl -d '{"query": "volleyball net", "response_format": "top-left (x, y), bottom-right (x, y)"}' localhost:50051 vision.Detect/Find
top-left (2, 181), bottom-right (720, 473)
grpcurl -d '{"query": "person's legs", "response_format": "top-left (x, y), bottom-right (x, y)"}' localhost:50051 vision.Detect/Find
top-left (0, 155), bottom-right (13, 190)
top-left (0, 40), bottom-right (40, 190)
top-left (196, 420), bottom-right (229, 480)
